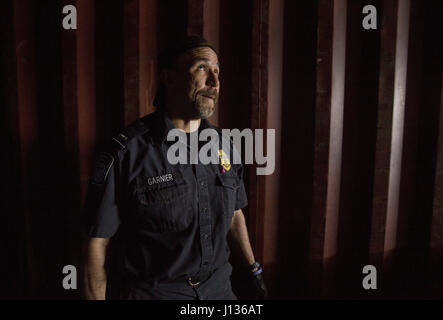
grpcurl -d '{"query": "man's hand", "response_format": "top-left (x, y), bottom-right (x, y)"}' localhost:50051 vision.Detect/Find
top-left (250, 262), bottom-right (268, 299)
top-left (252, 272), bottom-right (268, 299)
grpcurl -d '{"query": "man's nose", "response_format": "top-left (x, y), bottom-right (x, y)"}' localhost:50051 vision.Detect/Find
top-left (206, 70), bottom-right (219, 88)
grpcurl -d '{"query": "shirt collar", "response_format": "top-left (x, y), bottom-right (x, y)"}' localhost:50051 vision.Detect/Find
top-left (150, 109), bottom-right (214, 146)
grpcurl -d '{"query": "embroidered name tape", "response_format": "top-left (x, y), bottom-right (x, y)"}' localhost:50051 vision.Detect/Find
top-left (147, 173), bottom-right (174, 186)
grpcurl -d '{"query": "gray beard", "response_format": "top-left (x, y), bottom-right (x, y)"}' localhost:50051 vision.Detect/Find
top-left (192, 99), bottom-right (216, 119)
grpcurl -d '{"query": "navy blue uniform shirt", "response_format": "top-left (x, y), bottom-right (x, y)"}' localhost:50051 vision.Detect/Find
top-left (85, 110), bottom-right (248, 290)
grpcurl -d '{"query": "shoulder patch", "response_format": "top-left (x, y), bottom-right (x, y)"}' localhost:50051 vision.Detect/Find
top-left (112, 120), bottom-right (149, 152)
top-left (91, 152), bottom-right (114, 186)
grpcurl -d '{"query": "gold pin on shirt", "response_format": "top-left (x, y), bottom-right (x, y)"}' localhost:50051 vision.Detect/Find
top-left (218, 149), bottom-right (231, 172)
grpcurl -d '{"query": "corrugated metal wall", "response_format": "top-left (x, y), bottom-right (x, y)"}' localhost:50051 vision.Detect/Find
top-left (1, 0), bottom-right (442, 299)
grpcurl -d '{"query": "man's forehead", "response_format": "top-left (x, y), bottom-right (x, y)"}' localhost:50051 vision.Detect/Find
top-left (180, 47), bottom-right (219, 66)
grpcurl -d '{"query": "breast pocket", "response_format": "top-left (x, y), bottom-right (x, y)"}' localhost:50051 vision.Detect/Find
top-left (216, 173), bottom-right (240, 218)
top-left (133, 173), bottom-right (195, 233)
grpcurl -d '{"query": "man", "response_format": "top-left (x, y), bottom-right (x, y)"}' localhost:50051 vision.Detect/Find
top-left (83, 36), bottom-right (267, 300)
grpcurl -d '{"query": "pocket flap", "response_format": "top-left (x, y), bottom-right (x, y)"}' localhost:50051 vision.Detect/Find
top-left (216, 173), bottom-right (239, 190)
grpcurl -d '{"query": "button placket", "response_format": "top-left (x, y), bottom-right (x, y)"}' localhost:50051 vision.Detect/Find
top-left (195, 162), bottom-right (213, 273)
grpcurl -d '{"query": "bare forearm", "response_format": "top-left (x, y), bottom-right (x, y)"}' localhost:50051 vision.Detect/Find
top-left (229, 209), bottom-right (256, 266)
top-left (84, 261), bottom-right (107, 299)
top-left (83, 238), bottom-right (109, 300)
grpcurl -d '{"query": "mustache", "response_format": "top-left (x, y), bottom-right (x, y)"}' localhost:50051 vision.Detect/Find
top-left (198, 89), bottom-right (218, 98)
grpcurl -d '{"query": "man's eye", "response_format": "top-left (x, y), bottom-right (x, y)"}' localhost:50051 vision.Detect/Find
top-left (197, 65), bottom-right (206, 71)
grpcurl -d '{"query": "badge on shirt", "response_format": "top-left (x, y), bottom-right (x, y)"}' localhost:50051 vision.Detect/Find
top-left (218, 149), bottom-right (231, 172)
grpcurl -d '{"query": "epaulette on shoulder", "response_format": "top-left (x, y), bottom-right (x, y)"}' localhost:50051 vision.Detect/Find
top-left (112, 119), bottom-right (149, 152)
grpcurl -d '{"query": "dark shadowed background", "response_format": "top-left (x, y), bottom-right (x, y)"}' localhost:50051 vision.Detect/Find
top-left (1, 0), bottom-right (442, 299)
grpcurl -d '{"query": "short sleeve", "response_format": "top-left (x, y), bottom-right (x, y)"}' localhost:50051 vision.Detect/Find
top-left (84, 152), bottom-right (121, 238)
top-left (234, 162), bottom-right (248, 210)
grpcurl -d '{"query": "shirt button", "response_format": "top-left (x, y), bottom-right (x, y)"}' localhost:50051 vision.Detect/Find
top-left (202, 207), bottom-right (207, 212)
top-left (203, 234), bottom-right (209, 239)
top-left (200, 181), bottom-right (205, 187)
